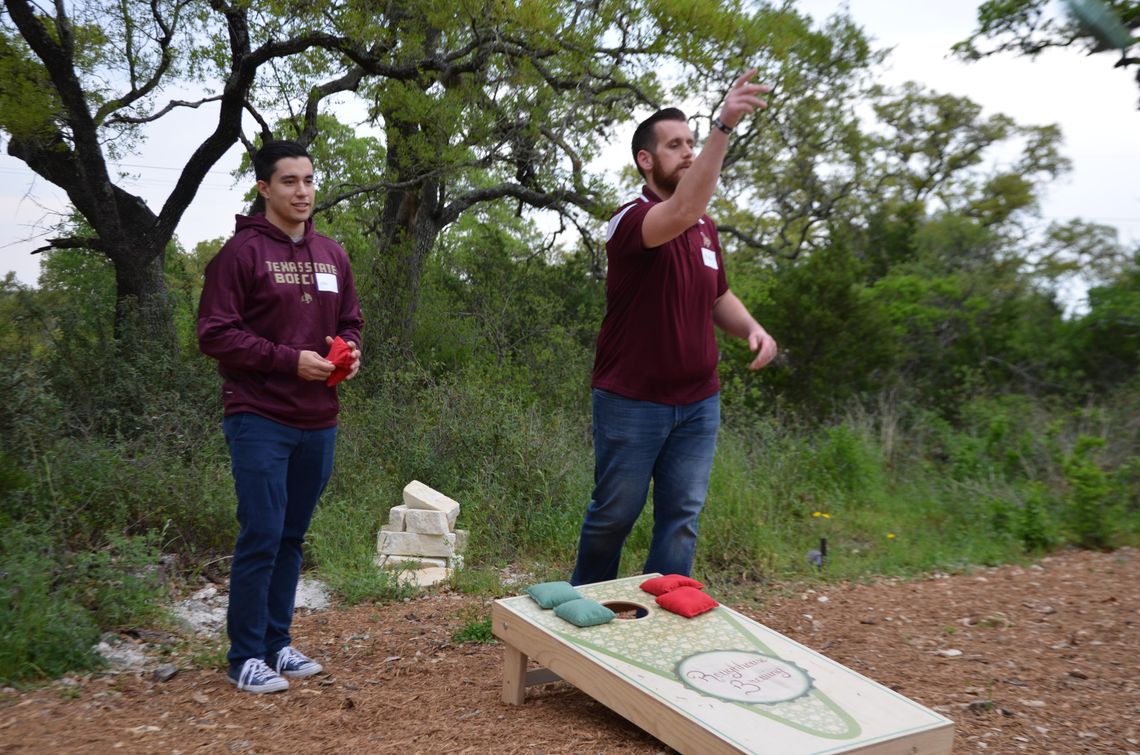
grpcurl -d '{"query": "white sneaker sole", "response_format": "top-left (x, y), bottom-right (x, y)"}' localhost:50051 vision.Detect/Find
top-left (228, 676), bottom-right (290, 694)
top-left (279, 663), bottom-right (322, 679)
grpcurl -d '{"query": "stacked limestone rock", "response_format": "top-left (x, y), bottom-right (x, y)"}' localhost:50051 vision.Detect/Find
top-left (375, 480), bottom-right (468, 587)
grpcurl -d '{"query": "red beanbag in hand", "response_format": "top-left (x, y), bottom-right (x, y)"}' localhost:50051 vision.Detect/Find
top-left (655, 586), bottom-right (718, 618)
top-left (325, 336), bottom-right (355, 387)
top-left (639, 574), bottom-right (705, 596)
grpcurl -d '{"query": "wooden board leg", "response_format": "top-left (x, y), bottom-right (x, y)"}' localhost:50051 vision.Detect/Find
top-left (502, 644), bottom-right (527, 705)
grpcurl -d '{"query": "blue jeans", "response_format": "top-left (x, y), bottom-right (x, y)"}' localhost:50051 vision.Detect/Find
top-left (223, 413), bottom-right (336, 671)
top-left (570, 389), bottom-right (720, 585)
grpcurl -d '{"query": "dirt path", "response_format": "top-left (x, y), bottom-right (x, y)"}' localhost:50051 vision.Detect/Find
top-left (2, 548), bottom-right (1137, 754)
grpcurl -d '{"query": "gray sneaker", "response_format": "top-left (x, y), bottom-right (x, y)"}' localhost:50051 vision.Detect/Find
top-left (229, 658), bottom-right (289, 694)
top-left (271, 646), bottom-right (323, 679)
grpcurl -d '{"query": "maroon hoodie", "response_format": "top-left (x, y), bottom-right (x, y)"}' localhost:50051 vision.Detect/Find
top-left (197, 214), bottom-right (364, 429)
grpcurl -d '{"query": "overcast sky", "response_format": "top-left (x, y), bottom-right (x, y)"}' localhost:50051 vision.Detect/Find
top-left (2, 0), bottom-right (1138, 291)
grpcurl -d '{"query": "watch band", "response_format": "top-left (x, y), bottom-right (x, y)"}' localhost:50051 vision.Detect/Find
top-left (712, 117), bottom-right (733, 134)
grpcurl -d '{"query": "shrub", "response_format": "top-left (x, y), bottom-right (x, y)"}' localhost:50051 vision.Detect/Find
top-left (0, 527), bottom-right (102, 684)
top-left (1062, 436), bottom-right (1117, 549)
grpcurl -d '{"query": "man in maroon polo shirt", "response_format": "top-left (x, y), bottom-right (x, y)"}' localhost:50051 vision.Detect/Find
top-left (571, 70), bottom-right (779, 585)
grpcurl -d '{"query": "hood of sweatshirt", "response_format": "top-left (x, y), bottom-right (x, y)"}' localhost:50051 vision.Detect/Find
top-left (233, 213), bottom-right (316, 243)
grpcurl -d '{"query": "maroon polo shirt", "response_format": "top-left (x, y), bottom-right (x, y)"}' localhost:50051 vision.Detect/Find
top-left (591, 186), bottom-right (729, 405)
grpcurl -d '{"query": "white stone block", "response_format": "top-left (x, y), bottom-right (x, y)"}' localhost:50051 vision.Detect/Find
top-left (404, 508), bottom-right (449, 535)
top-left (386, 504), bottom-right (408, 532)
top-left (378, 530), bottom-right (458, 558)
top-left (454, 529), bottom-right (469, 553)
top-left (403, 480), bottom-right (460, 528)
top-left (406, 566), bottom-right (451, 588)
top-left (372, 558), bottom-right (451, 588)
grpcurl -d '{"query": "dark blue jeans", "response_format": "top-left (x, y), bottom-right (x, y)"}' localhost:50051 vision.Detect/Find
top-left (571, 389), bottom-right (720, 585)
top-left (223, 413), bottom-right (336, 671)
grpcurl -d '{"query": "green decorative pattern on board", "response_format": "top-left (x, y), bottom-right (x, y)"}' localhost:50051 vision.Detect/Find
top-left (511, 577), bottom-right (861, 740)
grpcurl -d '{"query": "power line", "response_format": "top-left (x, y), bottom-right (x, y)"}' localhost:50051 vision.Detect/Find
top-left (111, 161), bottom-right (240, 178)
top-left (0, 162), bottom-right (239, 179)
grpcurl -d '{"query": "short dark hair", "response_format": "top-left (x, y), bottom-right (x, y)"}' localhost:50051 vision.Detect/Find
top-left (631, 108), bottom-right (687, 176)
top-left (253, 140), bottom-right (311, 182)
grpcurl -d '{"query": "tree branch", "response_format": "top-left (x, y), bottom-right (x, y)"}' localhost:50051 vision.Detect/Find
top-left (92, 0), bottom-right (185, 123)
top-left (31, 235), bottom-right (106, 254)
top-left (441, 182), bottom-right (603, 227)
top-left (105, 95), bottom-right (225, 125)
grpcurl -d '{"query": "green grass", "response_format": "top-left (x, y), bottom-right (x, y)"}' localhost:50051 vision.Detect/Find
top-left (451, 603), bottom-right (496, 644)
top-left (307, 492), bottom-right (420, 605)
top-left (0, 526), bottom-right (168, 685)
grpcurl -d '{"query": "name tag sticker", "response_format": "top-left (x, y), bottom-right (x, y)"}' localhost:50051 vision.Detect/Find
top-left (316, 273), bottom-right (339, 293)
top-left (701, 248), bottom-right (718, 270)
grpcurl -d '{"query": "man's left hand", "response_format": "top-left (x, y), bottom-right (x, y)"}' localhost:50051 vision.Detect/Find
top-left (346, 341), bottom-right (361, 380)
top-left (327, 335), bottom-right (362, 380)
top-left (747, 330), bottom-right (778, 370)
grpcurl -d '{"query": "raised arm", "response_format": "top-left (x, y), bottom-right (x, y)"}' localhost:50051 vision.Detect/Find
top-left (641, 69), bottom-right (770, 248)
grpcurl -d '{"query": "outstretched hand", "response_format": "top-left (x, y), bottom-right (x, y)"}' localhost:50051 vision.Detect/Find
top-left (720, 68), bottom-right (771, 129)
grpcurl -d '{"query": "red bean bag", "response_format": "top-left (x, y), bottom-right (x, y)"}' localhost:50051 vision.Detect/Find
top-left (655, 586), bottom-right (718, 618)
top-left (326, 336), bottom-right (355, 386)
top-left (639, 574), bottom-right (705, 596)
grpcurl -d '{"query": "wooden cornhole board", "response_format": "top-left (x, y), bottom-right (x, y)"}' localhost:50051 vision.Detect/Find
top-left (493, 574), bottom-right (953, 754)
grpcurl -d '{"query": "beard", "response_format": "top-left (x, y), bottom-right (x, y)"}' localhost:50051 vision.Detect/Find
top-left (650, 161), bottom-right (685, 195)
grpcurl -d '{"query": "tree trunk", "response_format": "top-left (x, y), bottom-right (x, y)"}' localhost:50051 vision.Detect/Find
top-left (110, 245), bottom-right (174, 346)
top-left (361, 157), bottom-right (443, 357)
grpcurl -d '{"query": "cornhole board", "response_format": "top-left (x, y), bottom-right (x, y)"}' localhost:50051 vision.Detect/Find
top-left (493, 574), bottom-right (953, 754)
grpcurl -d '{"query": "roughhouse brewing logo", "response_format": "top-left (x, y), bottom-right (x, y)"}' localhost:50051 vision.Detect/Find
top-left (676, 650), bottom-right (813, 704)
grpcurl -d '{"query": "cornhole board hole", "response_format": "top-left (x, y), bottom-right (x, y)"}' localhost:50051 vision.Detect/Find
top-left (493, 574), bottom-right (953, 754)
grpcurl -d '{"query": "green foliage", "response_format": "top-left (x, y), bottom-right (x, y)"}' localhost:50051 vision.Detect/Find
top-left (72, 530), bottom-right (169, 629)
top-left (811, 423), bottom-right (889, 502)
top-left (448, 567), bottom-right (506, 597)
top-left (334, 360), bottom-right (593, 570)
top-left (306, 493), bottom-right (419, 605)
top-left (0, 526), bottom-right (102, 684)
top-left (1113, 454), bottom-right (1140, 519)
top-left (11, 417), bottom-right (234, 557)
top-left (743, 240), bottom-right (896, 413)
top-left (419, 205), bottom-right (603, 409)
top-left (937, 395), bottom-right (1058, 481)
top-left (0, 256), bottom-right (236, 559)
top-left (451, 604), bottom-right (495, 644)
top-left (0, 525), bottom-right (167, 685)
top-left (1062, 436), bottom-right (1117, 549)
top-left (697, 390), bottom-right (1140, 585)
top-left (1016, 483), bottom-right (1062, 553)
top-left (1067, 256), bottom-right (1140, 391)
top-left (0, 29), bottom-right (59, 137)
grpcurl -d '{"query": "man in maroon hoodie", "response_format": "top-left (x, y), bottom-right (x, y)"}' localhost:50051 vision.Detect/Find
top-left (198, 140), bottom-right (363, 694)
